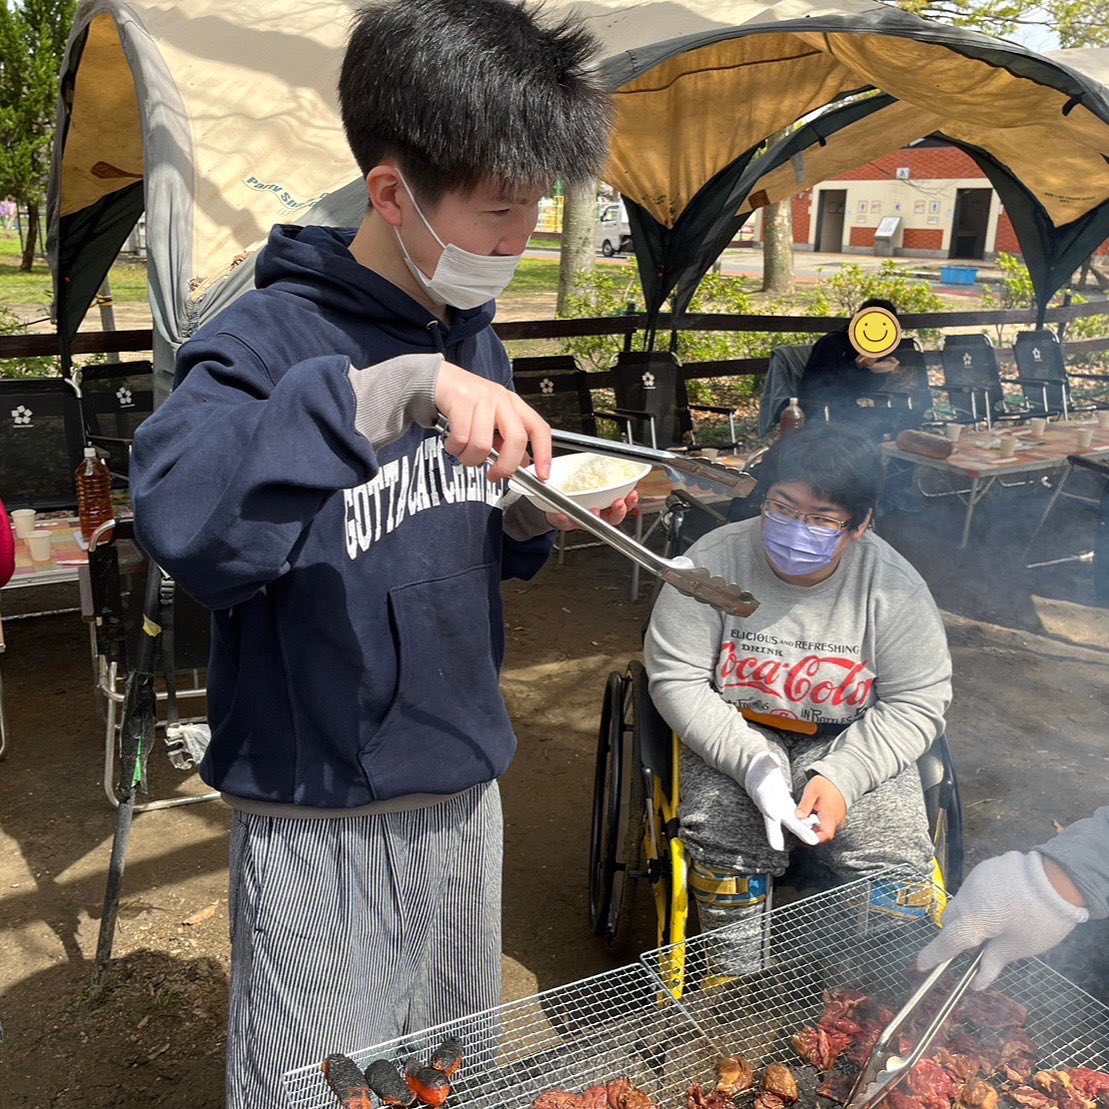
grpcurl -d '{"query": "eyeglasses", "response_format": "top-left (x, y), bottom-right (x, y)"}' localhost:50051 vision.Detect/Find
top-left (761, 497), bottom-right (852, 533)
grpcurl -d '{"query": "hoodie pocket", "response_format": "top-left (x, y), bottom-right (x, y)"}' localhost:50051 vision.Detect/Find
top-left (359, 563), bottom-right (515, 799)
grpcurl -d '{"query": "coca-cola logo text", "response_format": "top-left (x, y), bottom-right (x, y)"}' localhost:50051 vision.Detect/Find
top-left (717, 641), bottom-right (875, 708)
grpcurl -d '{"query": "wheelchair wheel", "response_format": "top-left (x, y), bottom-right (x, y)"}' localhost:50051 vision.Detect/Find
top-left (588, 669), bottom-right (646, 954)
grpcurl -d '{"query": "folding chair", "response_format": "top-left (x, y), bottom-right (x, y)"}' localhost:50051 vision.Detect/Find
top-left (1014, 330), bottom-right (1109, 418)
top-left (612, 350), bottom-right (743, 450)
top-left (0, 377), bottom-right (85, 509)
top-left (79, 360), bottom-right (155, 482)
top-left (940, 333), bottom-right (1030, 429)
top-left (512, 353), bottom-right (660, 443)
top-left (81, 517), bottom-right (218, 812)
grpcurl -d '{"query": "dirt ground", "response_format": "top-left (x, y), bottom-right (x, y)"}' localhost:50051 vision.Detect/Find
top-left (1, 475), bottom-right (1107, 1107)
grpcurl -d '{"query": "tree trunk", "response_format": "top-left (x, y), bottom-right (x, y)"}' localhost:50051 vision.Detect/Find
top-left (761, 199), bottom-right (795, 295)
top-left (556, 179), bottom-right (597, 316)
top-left (20, 201), bottom-right (39, 272)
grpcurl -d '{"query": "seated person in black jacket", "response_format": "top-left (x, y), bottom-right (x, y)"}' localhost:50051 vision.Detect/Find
top-left (798, 298), bottom-right (908, 434)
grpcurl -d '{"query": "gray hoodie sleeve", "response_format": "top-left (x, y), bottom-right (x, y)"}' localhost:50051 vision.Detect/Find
top-left (808, 588), bottom-right (952, 809)
top-left (348, 355), bottom-right (553, 541)
top-left (1038, 806), bottom-right (1109, 919)
top-left (644, 579), bottom-right (773, 784)
top-left (347, 353), bottom-right (442, 448)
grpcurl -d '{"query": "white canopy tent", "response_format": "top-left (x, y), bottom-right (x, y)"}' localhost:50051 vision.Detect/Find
top-left (47, 0), bottom-right (1109, 392)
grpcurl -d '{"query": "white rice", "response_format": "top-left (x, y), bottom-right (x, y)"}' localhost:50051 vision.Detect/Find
top-left (558, 456), bottom-right (645, 494)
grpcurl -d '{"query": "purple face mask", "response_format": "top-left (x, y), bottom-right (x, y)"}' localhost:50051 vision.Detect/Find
top-left (762, 510), bottom-right (844, 577)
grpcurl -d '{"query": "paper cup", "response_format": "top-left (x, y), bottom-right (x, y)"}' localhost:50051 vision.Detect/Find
top-left (998, 436), bottom-right (1016, 459)
top-left (1075, 427), bottom-right (1094, 449)
top-left (11, 508), bottom-right (36, 538)
top-left (1098, 411), bottom-right (1109, 431)
top-left (1028, 417), bottom-right (1047, 438)
top-left (944, 424), bottom-right (964, 443)
top-left (700, 448), bottom-right (720, 461)
top-left (28, 529), bottom-right (53, 562)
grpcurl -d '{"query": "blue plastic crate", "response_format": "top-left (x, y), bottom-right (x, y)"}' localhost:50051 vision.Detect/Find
top-left (941, 264), bottom-right (978, 285)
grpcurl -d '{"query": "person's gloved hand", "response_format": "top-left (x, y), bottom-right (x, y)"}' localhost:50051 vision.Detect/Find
top-left (917, 851), bottom-right (1089, 989)
top-left (744, 752), bottom-right (821, 852)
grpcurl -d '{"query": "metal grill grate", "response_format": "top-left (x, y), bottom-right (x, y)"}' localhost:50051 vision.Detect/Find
top-left (641, 866), bottom-right (1109, 1102)
top-left (282, 867), bottom-right (1109, 1108)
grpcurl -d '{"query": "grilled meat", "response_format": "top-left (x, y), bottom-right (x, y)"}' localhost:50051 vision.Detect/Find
top-left (605, 1076), bottom-right (658, 1108)
top-left (322, 1054), bottom-right (376, 1109)
top-left (1009, 1088), bottom-right (1058, 1109)
top-left (365, 1059), bottom-right (417, 1107)
top-left (958, 994), bottom-right (1030, 1031)
top-left (687, 1083), bottom-right (736, 1109)
top-left (905, 1057), bottom-right (960, 1109)
top-left (715, 1056), bottom-right (755, 1096)
top-left (534, 1093), bottom-right (588, 1109)
top-left (816, 1072), bottom-right (857, 1104)
top-left (535, 1080), bottom-right (655, 1109)
top-left (756, 1093), bottom-right (787, 1109)
top-left (764, 1063), bottom-right (801, 1104)
top-left (1069, 1071), bottom-right (1109, 1100)
top-left (960, 1078), bottom-right (1000, 1109)
top-left (429, 1037), bottom-right (464, 1078)
top-left (793, 1025), bottom-right (854, 1071)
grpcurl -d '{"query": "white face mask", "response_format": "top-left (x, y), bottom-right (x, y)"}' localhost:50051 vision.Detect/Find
top-left (393, 171), bottom-right (522, 310)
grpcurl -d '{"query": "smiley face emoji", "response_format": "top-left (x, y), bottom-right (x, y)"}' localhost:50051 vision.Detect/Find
top-left (848, 306), bottom-right (901, 359)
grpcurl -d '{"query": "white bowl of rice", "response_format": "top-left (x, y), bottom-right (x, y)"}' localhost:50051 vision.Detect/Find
top-left (511, 452), bottom-right (652, 513)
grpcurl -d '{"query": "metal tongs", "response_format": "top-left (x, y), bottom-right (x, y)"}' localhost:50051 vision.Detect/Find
top-left (434, 419), bottom-right (759, 617)
top-left (550, 427), bottom-right (761, 499)
top-left (845, 948), bottom-right (986, 1109)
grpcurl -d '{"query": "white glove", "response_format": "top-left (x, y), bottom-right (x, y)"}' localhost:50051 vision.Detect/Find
top-left (917, 851), bottom-right (1089, 989)
top-left (744, 752), bottom-right (821, 852)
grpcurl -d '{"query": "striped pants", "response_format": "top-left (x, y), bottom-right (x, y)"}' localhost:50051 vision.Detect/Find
top-left (226, 782), bottom-right (503, 1109)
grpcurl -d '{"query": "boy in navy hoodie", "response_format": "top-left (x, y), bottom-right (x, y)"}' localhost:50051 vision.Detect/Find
top-left (130, 2), bottom-right (619, 1103)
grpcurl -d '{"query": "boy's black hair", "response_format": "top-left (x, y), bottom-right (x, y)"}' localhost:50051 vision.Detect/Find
top-left (857, 297), bottom-right (899, 317)
top-left (757, 424), bottom-right (884, 528)
top-left (339, 0), bottom-right (612, 204)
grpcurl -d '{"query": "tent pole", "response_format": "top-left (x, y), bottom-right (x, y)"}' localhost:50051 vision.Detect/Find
top-left (96, 276), bottom-right (118, 362)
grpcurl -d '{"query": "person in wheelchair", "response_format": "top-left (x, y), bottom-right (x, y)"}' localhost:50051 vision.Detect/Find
top-left (644, 424), bottom-right (951, 949)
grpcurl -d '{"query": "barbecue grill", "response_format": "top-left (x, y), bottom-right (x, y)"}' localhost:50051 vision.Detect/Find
top-left (282, 866), bottom-right (1109, 1109)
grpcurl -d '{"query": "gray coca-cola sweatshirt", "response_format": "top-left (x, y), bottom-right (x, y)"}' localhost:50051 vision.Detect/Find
top-left (644, 518), bottom-right (952, 808)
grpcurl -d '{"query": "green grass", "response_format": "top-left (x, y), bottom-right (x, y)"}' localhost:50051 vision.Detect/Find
top-left (503, 257), bottom-right (560, 297)
top-left (527, 236), bottom-right (562, 250)
top-left (0, 231), bottom-right (149, 309)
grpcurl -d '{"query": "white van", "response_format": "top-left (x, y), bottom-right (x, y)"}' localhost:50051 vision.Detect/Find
top-left (596, 201), bottom-right (633, 256)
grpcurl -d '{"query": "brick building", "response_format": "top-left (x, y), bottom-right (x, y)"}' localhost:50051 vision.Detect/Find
top-left (748, 138), bottom-right (1109, 261)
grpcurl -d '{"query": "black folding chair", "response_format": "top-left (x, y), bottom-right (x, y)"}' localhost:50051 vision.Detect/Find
top-left (612, 350), bottom-right (743, 450)
top-left (1014, 330), bottom-right (1109, 418)
top-left (853, 337), bottom-right (935, 438)
top-left (0, 377), bottom-right (85, 509)
top-left (79, 360), bottom-right (155, 482)
top-left (940, 333), bottom-right (1030, 429)
top-left (512, 353), bottom-right (653, 443)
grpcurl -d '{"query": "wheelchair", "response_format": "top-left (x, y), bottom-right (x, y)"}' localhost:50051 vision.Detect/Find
top-left (587, 490), bottom-right (966, 995)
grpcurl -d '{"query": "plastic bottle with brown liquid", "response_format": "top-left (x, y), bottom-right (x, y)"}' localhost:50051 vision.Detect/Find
top-left (779, 396), bottom-right (806, 436)
top-left (76, 446), bottom-right (113, 544)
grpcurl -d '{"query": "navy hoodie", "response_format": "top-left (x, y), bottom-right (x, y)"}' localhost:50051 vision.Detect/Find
top-left (131, 225), bottom-right (554, 807)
